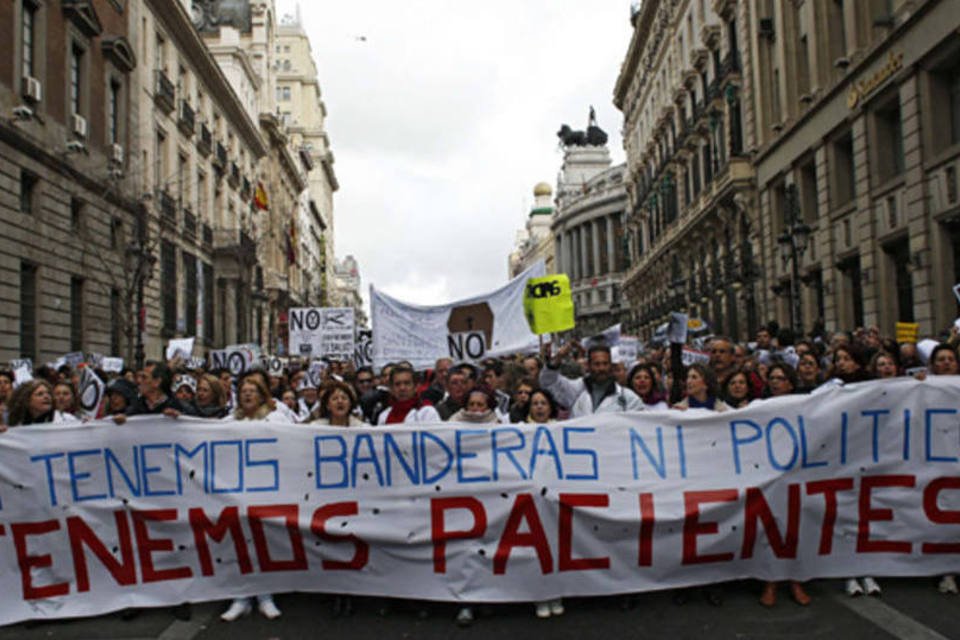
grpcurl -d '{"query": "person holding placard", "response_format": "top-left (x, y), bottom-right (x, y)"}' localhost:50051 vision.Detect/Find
top-left (540, 342), bottom-right (642, 417)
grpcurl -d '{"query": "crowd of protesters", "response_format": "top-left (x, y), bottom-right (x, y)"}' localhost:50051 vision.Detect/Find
top-left (0, 318), bottom-right (958, 625)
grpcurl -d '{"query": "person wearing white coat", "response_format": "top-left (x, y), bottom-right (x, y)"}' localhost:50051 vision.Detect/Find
top-left (539, 344), bottom-right (643, 418)
top-left (219, 377), bottom-right (292, 621)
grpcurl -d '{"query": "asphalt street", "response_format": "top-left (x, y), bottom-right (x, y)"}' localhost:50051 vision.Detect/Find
top-left (1, 578), bottom-right (958, 640)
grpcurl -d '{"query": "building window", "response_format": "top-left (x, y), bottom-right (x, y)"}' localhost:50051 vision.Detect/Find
top-left (197, 170), bottom-right (206, 215)
top-left (281, 86), bottom-right (291, 101)
top-left (20, 263), bottom-right (37, 360)
top-left (108, 79), bottom-right (121, 145)
top-left (831, 130), bottom-right (855, 208)
top-left (70, 45), bottom-right (83, 115)
top-left (111, 217), bottom-right (123, 250)
top-left (154, 129), bottom-right (166, 191)
top-left (799, 159), bottom-right (819, 225)
top-left (928, 58), bottom-right (960, 152)
top-left (873, 96), bottom-right (904, 182)
top-left (155, 32), bottom-right (166, 72)
top-left (161, 240), bottom-right (177, 334)
top-left (70, 197), bottom-right (83, 230)
top-left (203, 263), bottom-right (214, 343)
top-left (184, 252), bottom-right (197, 336)
top-left (22, 0), bottom-right (36, 78)
top-left (20, 170), bottom-right (37, 214)
top-left (111, 287), bottom-right (121, 356)
top-left (70, 277), bottom-right (84, 351)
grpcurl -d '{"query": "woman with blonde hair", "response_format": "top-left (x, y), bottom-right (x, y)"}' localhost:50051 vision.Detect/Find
top-left (194, 374), bottom-right (228, 418)
top-left (7, 379), bottom-right (80, 426)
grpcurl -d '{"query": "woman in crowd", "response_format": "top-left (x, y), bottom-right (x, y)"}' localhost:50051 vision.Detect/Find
top-left (52, 381), bottom-right (81, 418)
top-left (309, 381), bottom-right (364, 427)
top-left (508, 378), bottom-right (536, 423)
top-left (104, 378), bottom-right (138, 417)
top-left (449, 387), bottom-right (500, 425)
top-left (526, 388), bottom-right (560, 424)
top-left (172, 375), bottom-right (197, 412)
top-left (868, 351), bottom-right (899, 379)
top-left (720, 368), bottom-right (753, 409)
top-left (280, 389), bottom-right (298, 414)
top-left (220, 376), bottom-right (291, 622)
top-left (7, 379), bottom-right (80, 426)
top-left (194, 374), bottom-right (228, 419)
top-left (829, 345), bottom-right (872, 384)
top-left (795, 352), bottom-right (823, 393)
top-left (673, 364), bottom-right (728, 412)
top-left (758, 362), bottom-right (812, 607)
top-left (628, 363), bottom-right (668, 410)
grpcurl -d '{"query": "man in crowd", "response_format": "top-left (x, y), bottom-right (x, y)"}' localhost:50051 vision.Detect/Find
top-left (129, 360), bottom-right (190, 416)
top-left (540, 342), bottom-right (642, 417)
top-left (377, 365), bottom-right (439, 424)
top-left (436, 368), bottom-right (469, 420)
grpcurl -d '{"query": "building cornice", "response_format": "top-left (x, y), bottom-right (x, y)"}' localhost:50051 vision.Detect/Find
top-left (614, 0), bottom-right (659, 110)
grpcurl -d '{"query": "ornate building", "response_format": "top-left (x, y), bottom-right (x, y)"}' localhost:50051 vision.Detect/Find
top-left (750, 0), bottom-right (960, 337)
top-left (551, 123), bottom-right (630, 336)
top-left (615, 0), bottom-right (757, 341)
top-left (330, 255), bottom-right (367, 328)
top-left (508, 182), bottom-right (556, 277)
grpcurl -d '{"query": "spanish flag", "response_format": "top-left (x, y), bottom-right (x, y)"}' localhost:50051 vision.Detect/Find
top-left (253, 182), bottom-right (269, 211)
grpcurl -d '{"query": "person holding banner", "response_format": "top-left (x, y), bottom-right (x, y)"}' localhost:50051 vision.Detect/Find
top-left (309, 380), bottom-right (364, 427)
top-left (194, 374), bottom-right (229, 419)
top-left (296, 378), bottom-right (321, 422)
top-left (52, 381), bottom-right (81, 419)
top-left (6, 379), bottom-right (79, 426)
top-left (672, 364), bottom-right (728, 412)
top-left (539, 343), bottom-right (642, 417)
top-left (626, 363), bottom-right (668, 410)
top-left (448, 387), bottom-right (500, 424)
top-left (868, 352), bottom-right (899, 379)
top-left (377, 366), bottom-right (440, 424)
top-left (0, 370), bottom-right (12, 424)
top-left (129, 361), bottom-right (190, 417)
top-left (220, 375), bottom-right (290, 621)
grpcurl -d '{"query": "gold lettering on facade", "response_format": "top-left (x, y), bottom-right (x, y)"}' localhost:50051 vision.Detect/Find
top-left (847, 51), bottom-right (904, 109)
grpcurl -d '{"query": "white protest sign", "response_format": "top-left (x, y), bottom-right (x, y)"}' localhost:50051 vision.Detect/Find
top-left (618, 337), bottom-right (640, 363)
top-left (166, 337), bottom-right (195, 361)
top-left (87, 353), bottom-right (104, 369)
top-left (185, 357), bottom-right (206, 371)
top-left (77, 367), bottom-right (105, 419)
top-left (63, 352), bottom-right (85, 368)
top-left (681, 347), bottom-right (710, 366)
top-left (12, 365), bottom-right (32, 388)
top-left (353, 329), bottom-right (373, 368)
top-left (953, 283), bottom-right (960, 305)
top-left (371, 261), bottom-right (546, 369)
top-left (667, 312), bottom-right (688, 344)
top-left (209, 344), bottom-right (257, 375)
top-left (101, 357), bottom-right (124, 373)
top-left (289, 307), bottom-right (356, 360)
top-left (260, 355), bottom-right (286, 377)
top-left (917, 339), bottom-right (939, 364)
top-left (307, 360), bottom-right (327, 387)
top-left (582, 323), bottom-right (621, 350)
top-left (9, 359), bottom-right (32, 374)
top-left (0, 379), bottom-right (957, 625)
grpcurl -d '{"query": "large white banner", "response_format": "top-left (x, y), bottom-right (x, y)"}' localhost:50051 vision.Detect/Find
top-left (0, 378), bottom-right (959, 624)
top-left (371, 261), bottom-right (546, 369)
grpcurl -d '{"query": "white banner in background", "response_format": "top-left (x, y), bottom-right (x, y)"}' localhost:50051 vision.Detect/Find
top-left (1, 378), bottom-right (959, 625)
top-left (289, 308), bottom-right (355, 360)
top-left (371, 261), bottom-right (546, 369)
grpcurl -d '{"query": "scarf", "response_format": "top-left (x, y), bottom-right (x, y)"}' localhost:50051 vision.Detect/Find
top-left (386, 397), bottom-right (421, 424)
top-left (641, 389), bottom-right (666, 406)
top-left (687, 395), bottom-right (716, 410)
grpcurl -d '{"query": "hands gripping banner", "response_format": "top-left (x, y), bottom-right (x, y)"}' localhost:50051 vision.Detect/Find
top-left (1, 378), bottom-right (960, 624)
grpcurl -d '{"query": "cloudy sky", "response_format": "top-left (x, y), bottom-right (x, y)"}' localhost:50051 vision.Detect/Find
top-left (276, 1), bottom-right (634, 308)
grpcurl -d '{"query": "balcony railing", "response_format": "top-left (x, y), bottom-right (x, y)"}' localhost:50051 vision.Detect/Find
top-left (197, 124), bottom-right (212, 156)
top-left (183, 208), bottom-right (197, 239)
top-left (154, 70), bottom-right (175, 114)
top-left (178, 100), bottom-right (195, 137)
top-left (159, 190), bottom-right (176, 225)
top-left (213, 227), bottom-right (257, 262)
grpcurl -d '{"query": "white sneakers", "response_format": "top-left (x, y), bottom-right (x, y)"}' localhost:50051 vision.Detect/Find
top-left (220, 595), bottom-right (281, 622)
top-left (846, 577), bottom-right (882, 597)
top-left (939, 575), bottom-right (958, 594)
top-left (534, 599), bottom-right (564, 618)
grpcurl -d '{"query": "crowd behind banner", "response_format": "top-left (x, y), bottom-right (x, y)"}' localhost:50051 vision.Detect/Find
top-left (1, 317), bottom-right (960, 626)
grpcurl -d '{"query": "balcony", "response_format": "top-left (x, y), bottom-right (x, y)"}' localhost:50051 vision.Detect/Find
top-left (197, 124), bottom-right (212, 156)
top-left (213, 227), bottom-right (258, 264)
top-left (228, 162), bottom-right (241, 188)
top-left (154, 70), bottom-right (175, 114)
top-left (213, 142), bottom-right (227, 170)
top-left (178, 101), bottom-right (195, 137)
top-left (159, 190), bottom-right (176, 226)
top-left (183, 208), bottom-right (197, 239)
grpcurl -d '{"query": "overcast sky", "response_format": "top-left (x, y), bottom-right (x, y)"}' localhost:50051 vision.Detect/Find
top-left (276, 1), bottom-right (634, 308)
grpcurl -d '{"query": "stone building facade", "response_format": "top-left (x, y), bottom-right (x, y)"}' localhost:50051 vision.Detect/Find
top-left (615, 0), bottom-right (757, 340)
top-left (551, 144), bottom-right (630, 336)
top-left (0, 0), bottom-right (141, 364)
top-left (750, 0), bottom-right (960, 338)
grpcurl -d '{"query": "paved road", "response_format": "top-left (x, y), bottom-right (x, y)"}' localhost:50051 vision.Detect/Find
top-left (2, 579), bottom-right (957, 640)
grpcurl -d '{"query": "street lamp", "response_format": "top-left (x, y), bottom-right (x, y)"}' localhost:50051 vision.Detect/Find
top-left (126, 241), bottom-right (157, 371)
top-left (777, 184), bottom-right (812, 335)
